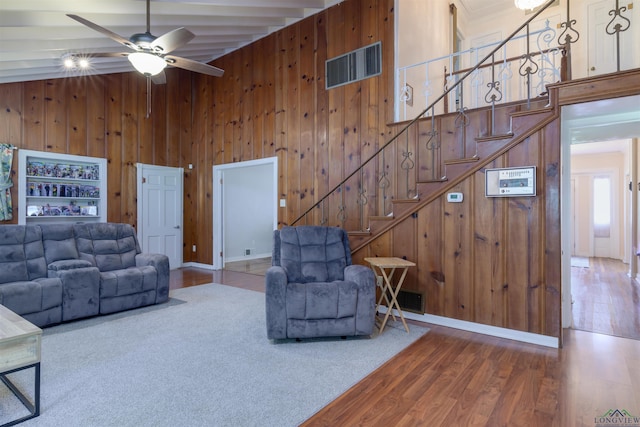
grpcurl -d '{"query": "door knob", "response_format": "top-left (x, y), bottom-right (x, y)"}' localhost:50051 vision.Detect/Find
top-left (590, 66), bottom-right (596, 71)
top-left (174, 225), bottom-right (180, 229)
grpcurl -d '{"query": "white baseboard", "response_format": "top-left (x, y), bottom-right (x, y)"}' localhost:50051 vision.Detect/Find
top-left (379, 307), bottom-right (559, 348)
top-left (181, 262), bottom-right (217, 270)
top-left (224, 252), bottom-right (271, 263)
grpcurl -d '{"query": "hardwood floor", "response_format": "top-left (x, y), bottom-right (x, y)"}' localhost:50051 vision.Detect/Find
top-left (571, 257), bottom-right (640, 340)
top-left (170, 266), bottom-right (640, 426)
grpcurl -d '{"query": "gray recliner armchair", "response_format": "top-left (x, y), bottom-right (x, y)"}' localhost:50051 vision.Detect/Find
top-left (265, 225), bottom-right (376, 340)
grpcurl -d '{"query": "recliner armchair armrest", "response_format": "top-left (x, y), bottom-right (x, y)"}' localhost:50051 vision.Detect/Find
top-left (345, 264), bottom-right (376, 336)
top-left (135, 253), bottom-right (170, 304)
top-left (265, 265), bottom-right (288, 340)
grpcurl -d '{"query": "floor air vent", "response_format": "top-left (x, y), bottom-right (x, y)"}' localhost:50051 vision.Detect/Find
top-left (396, 289), bottom-right (424, 314)
top-left (325, 41), bottom-right (382, 89)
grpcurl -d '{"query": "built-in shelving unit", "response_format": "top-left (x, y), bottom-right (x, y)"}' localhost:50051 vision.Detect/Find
top-left (18, 150), bottom-right (107, 225)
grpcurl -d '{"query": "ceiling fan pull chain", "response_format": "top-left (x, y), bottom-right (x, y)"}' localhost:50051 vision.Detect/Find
top-left (146, 77), bottom-right (152, 119)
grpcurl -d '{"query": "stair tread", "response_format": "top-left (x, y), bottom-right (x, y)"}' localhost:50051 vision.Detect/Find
top-left (476, 133), bottom-right (514, 142)
top-left (444, 156), bottom-right (480, 165)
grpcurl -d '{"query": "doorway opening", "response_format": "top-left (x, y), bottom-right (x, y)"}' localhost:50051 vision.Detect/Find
top-left (212, 157), bottom-right (278, 270)
top-left (561, 95), bottom-right (640, 341)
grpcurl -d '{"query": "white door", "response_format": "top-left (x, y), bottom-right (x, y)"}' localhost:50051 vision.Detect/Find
top-left (586, 0), bottom-right (635, 76)
top-left (137, 164), bottom-right (183, 269)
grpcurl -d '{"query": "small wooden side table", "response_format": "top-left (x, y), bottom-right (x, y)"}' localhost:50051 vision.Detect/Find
top-left (0, 304), bottom-right (41, 427)
top-left (364, 257), bottom-right (415, 333)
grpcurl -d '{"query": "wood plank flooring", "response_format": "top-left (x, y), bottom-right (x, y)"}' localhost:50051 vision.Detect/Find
top-left (571, 257), bottom-right (640, 340)
top-left (169, 266), bottom-right (640, 426)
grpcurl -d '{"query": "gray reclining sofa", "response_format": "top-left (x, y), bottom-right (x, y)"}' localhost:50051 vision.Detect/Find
top-left (0, 223), bottom-right (169, 327)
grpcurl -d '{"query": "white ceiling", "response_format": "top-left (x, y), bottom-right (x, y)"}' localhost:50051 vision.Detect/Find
top-left (0, 0), bottom-right (340, 84)
top-left (565, 95), bottom-right (640, 156)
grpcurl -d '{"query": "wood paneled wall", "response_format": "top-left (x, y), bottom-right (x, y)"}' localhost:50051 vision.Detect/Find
top-left (0, 0), bottom-right (575, 338)
top-left (0, 0), bottom-right (395, 265)
top-left (352, 122), bottom-right (562, 338)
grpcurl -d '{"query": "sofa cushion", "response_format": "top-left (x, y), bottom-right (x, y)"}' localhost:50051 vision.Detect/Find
top-left (278, 226), bottom-right (348, 283)
top-left (40, 223), bottom-right (80, 264)
top-left (0, 278), bottom-right (63, 314)
top-left (0, 225), bottom-right (47, 283)
top-left (74, 223), bottom-right (141, 272)
top-left (100, 266), bottom-right (158, 298)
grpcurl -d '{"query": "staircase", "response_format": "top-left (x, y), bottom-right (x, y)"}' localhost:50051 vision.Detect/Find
top-left (290, 0), bottom-right (639, 340)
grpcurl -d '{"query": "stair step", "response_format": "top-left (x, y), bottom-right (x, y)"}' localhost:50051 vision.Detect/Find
top-left (444, 156), bottom-right (480, 166)
top-left (419, 177), bottom-right (448, 183)
top-left (510, 106), bottom-right (553, 118)
top-left (369, 215), bottom-right (395, 221)
top-left (476, 133), bottom-right (513, 143)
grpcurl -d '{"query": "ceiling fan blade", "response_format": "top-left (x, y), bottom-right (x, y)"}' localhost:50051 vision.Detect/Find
top-left (67, 14), bottom-right (137, 51)
top-left (151, 28), bottom-right (195, 54)
top-left (81, 52), bottom-right (129, 58)
top-left (150, 71), bottom-right (167, 85)
top-left (164, 55), bottom-right (224, 77)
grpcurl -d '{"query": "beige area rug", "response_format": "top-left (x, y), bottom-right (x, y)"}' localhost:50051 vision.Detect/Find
top-left (1, 283), bottom-right (428, 427)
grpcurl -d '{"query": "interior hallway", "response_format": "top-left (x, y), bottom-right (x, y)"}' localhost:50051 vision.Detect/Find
top-left (571, 256), bottom-right (640, 340)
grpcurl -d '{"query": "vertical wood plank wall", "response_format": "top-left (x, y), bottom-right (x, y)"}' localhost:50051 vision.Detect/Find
top-left (0, 0), bottom-right (563, 337)
top-left (0, 0), bottom-right (394, 264)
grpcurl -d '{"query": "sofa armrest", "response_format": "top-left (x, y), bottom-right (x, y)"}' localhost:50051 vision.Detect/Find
top-left (135, 253), bottom-right (170, 304)
top-left (47, 259), bottom-right (94, 278)
top-left (265, 266), bottom-right (288, 340)
top-left (345, 264), bottom-right (376, 335)
top-left (54, 266), bottom-right (101, 321)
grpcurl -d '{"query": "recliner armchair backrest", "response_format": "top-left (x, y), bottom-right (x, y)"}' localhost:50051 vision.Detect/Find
top-left (273, 226), bottom-right (352, 283)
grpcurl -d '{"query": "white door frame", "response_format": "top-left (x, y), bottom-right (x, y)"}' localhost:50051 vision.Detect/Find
top-left (136, 163), bottom-right (184, 268)
top-left (212, 157), bottom-right (278, 270)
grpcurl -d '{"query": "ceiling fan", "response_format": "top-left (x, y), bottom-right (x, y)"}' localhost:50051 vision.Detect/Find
top-left (66, 0), bottom-right (224, 84)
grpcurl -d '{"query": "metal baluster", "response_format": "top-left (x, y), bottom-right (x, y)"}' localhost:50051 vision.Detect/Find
top-left (519, 23), bottom-right (538, 110)
top-left (357, 168), bottom-right (368, 231)
top-left (336, 184), bottom-right (346, 225)
top-left (425, 106), bottom-right (440, 181)
top-left (484, 54), bottom-right (503, 135)
top-left (606, 0), bottom-right (631, 72)
top-left (378, 149), bottom-right (390, 216)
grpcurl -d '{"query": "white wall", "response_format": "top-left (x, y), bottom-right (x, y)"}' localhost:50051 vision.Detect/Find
top-left (395, 0), bottom-right (640, 119)
top-left (223, 163), bottom-right (274, 261)
top-left (571, 149), bottom-right (627, 260)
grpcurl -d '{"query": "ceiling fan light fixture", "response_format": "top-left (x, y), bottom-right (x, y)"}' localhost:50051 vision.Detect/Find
top-left (514, 0), bottom-right (546, 10)
top-left (128, 52), bottom-right (166, 76)
top-left (62, 53), bottom-right (90, 70)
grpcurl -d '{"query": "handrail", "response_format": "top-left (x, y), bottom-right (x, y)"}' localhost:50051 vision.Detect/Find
top-left (291, 0), bottom-right (558, 226)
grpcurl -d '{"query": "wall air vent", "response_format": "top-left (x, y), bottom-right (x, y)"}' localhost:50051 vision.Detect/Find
top-left (325, 41), bottom-right (382, 90)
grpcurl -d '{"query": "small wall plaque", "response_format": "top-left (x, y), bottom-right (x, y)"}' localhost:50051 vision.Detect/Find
top-left (485, 166), bottom-right (536, 197)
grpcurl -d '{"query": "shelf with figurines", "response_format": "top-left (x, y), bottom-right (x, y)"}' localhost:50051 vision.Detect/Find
top-left (18, 149), bottom-right (108, 225)
top-left (26, 201), bottom-right (99, 218)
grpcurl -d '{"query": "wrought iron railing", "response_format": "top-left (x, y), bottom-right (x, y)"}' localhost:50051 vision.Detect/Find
top-left (291, 0), bottom-right (634, 231)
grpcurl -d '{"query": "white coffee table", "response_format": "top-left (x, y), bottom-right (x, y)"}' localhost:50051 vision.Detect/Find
top-left (0, 304), bottom-right (41, 426)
